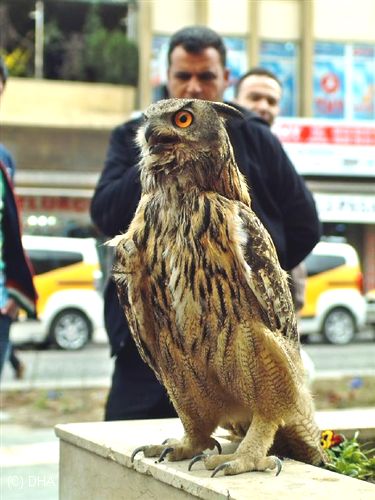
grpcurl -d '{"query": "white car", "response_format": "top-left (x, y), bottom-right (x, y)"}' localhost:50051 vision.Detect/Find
top-left (365, 289), bottom-right (375, 330)
top-left (11, 235), bottom-right (106, 350)
top-left (299, 241), bottom-right (367, 344)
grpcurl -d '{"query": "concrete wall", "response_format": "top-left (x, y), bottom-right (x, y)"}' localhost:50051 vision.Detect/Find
top-left (1, 78), bottom-right (136, 128)
top-left (208, 0), bottom-right (249, 34)
top-left (259, 0), bottom-right (300, 40)
top-left (314, 0), bottom-right (375, 41)
top-left (153, 0), bottom-right (197, 33)
top-left (0, 78), bottom-right (135, 179)
top-left (1, 124), bottom-right (110, 174)
top-left (148, 0), bottom-right (375, 42)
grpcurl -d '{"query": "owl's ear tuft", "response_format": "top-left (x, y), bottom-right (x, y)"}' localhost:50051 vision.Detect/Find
top-left (211, 102), bottom-right (243, 121)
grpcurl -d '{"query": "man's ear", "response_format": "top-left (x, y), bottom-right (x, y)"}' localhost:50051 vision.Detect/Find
top-left (211, 101), bottom-right (244, 120)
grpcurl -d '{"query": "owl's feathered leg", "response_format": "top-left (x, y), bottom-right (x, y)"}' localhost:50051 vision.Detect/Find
top-left (271, 416), bottom-right (326, 465)
top-left (197, 413), bottom-right (282, 476)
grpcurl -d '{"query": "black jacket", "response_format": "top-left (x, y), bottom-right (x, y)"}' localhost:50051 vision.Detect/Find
top-left (90, 105), bottom-right (321, 356)
top-left (1, 161), bottom-right (37, 317)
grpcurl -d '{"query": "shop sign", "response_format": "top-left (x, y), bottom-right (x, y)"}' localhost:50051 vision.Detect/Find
top-left (314, 193), bottom-right (375, 223)
top-left (18, 195), bottom-right (90, 213)
top-left (273, 117), bottom-right (375, 177)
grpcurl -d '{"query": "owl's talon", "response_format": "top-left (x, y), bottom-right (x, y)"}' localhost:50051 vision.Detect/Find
top-left (213, 439), bottom-right (222, 455)
top-left (211, 462), bottom-right (231, 477)
top-left (157, 447), bottom-right (174, 463)
top-left (131, 446), bottom-right (147, 462)
top-left (274, 457), bottom-right (282, 476)
top-left (188, 453), bottom-right (206, 471)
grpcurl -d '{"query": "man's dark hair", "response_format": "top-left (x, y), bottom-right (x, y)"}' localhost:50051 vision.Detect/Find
top-left (235, 67), bottom-right (282, 96)
top-left (0, 56), bottom-right (8, 85)
top-left (167, 26), bottom-right (226, 67)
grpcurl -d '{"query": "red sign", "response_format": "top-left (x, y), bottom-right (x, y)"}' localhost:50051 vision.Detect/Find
top-left (321, 73), bottom-right (340, 94)
top-left (18, 195), bottom-right (91, 213)
top-left (272, 117), bottom-right (375, 177)
top-left (273, 122), bottom-right (375, 146)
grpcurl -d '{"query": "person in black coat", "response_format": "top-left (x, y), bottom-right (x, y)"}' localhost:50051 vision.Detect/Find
top-left (90, 26), bottom-right (321, 421)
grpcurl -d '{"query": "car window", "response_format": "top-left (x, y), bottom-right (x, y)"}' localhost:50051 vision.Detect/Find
top-left (27, 249), bottom-right (83, 275)
top-left (305, 254), bottom-right (346, 277)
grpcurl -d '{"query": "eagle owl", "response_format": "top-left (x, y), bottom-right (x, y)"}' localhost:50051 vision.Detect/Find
top-left (112, 98), bottom-right (325, 476)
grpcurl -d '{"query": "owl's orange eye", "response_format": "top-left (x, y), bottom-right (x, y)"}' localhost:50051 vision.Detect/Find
top-left (173, 110), bottom-right (193, 128)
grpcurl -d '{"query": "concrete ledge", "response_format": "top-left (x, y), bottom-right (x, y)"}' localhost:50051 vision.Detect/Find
top-left (315, 407), bottom-right (375, 440)
top-left (55, 417), bottom-right (375, 500)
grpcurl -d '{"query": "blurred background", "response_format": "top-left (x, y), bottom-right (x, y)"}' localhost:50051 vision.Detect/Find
top-left (0, 0), bottom-right (374, 291)
top-left (1, 2), bottom-right (374, 498)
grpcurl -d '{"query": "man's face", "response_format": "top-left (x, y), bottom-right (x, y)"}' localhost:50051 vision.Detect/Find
top-left (167, 45), bottom-right (229, 102)
top-left (235, 74), bottom-right (281, 125)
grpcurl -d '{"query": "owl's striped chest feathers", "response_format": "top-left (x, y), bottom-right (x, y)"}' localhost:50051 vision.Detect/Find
top-left (129, 192), bottom-right (258, 359)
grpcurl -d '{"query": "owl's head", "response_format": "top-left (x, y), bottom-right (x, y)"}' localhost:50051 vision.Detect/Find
top-left (136, 98), bottom-right (243, 191)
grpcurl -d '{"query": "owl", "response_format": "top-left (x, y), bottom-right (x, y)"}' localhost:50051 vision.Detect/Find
top-left (111, 98), bottom-right (325, 476)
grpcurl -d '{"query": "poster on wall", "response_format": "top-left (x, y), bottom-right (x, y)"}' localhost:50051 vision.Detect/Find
top-left (352, 44), bottom-right (375, 120)
top-left (259, 41), bottom-right (298, 117)
top-left (313, 42), bottom-right (346, 119)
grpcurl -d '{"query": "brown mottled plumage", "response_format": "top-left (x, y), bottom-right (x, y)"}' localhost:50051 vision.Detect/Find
top-left (111, 98), bottom-right (325, 476)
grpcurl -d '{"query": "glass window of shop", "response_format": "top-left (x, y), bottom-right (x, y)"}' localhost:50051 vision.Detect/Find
top-left (313, 42), bottom-right (375, 120)
top-left (259, 41), bottom-right (299, 117)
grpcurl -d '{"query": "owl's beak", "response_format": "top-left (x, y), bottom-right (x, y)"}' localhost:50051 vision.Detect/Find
top-left (144, 124), bottom-right (155, 144)
top-left (144, 124), bottom-right (178, 154)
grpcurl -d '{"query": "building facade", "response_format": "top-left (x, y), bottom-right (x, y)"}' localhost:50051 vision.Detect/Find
top-left (136, 0), bottom-right (375, 289)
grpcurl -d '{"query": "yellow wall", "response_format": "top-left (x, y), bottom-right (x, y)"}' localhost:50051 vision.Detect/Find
top-left (152, 0), bottom-right (197, 33)
top-left (259, 0), bottom-right (300, 40)
top-left (208, 0), bottom-right (249, 34)
top-left (314, 0), bottom-right (375, 41)
top-left (1, 78), bottom-right (136, 128)
top-left (149, 0), bottom-right (375, 42)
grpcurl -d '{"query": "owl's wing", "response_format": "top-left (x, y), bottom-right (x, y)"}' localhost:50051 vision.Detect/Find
top-left (236, 203), bottom-right (299, 344)
top-left (112, 237), bottom-right (162, 381)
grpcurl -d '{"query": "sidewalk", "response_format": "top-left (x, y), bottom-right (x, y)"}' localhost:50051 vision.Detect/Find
top-left (0, 345), bottom-right (113, 392)
top-left (0, 425), bottom-right (59, 500)
top-left (2, 340), bottom-right (375, 392)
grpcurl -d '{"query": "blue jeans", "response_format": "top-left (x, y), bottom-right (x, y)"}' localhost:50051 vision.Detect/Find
top-left (0, 315), bottom-right (12, 377)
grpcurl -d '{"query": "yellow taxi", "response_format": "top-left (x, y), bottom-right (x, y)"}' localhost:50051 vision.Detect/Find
top-left (299, 241), bottom-right (366, 344)
top-left (11, 235), bottom-right (104, 350)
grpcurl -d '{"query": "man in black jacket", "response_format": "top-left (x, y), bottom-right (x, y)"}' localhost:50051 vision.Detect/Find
top-left (90, 26), bottom-right (321, 421)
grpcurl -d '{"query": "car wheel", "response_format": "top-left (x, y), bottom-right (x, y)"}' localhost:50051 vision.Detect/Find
top-left (49, 309), bottom-right (92, 350)
top-left (322, 307), bottom-right (356, 345)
